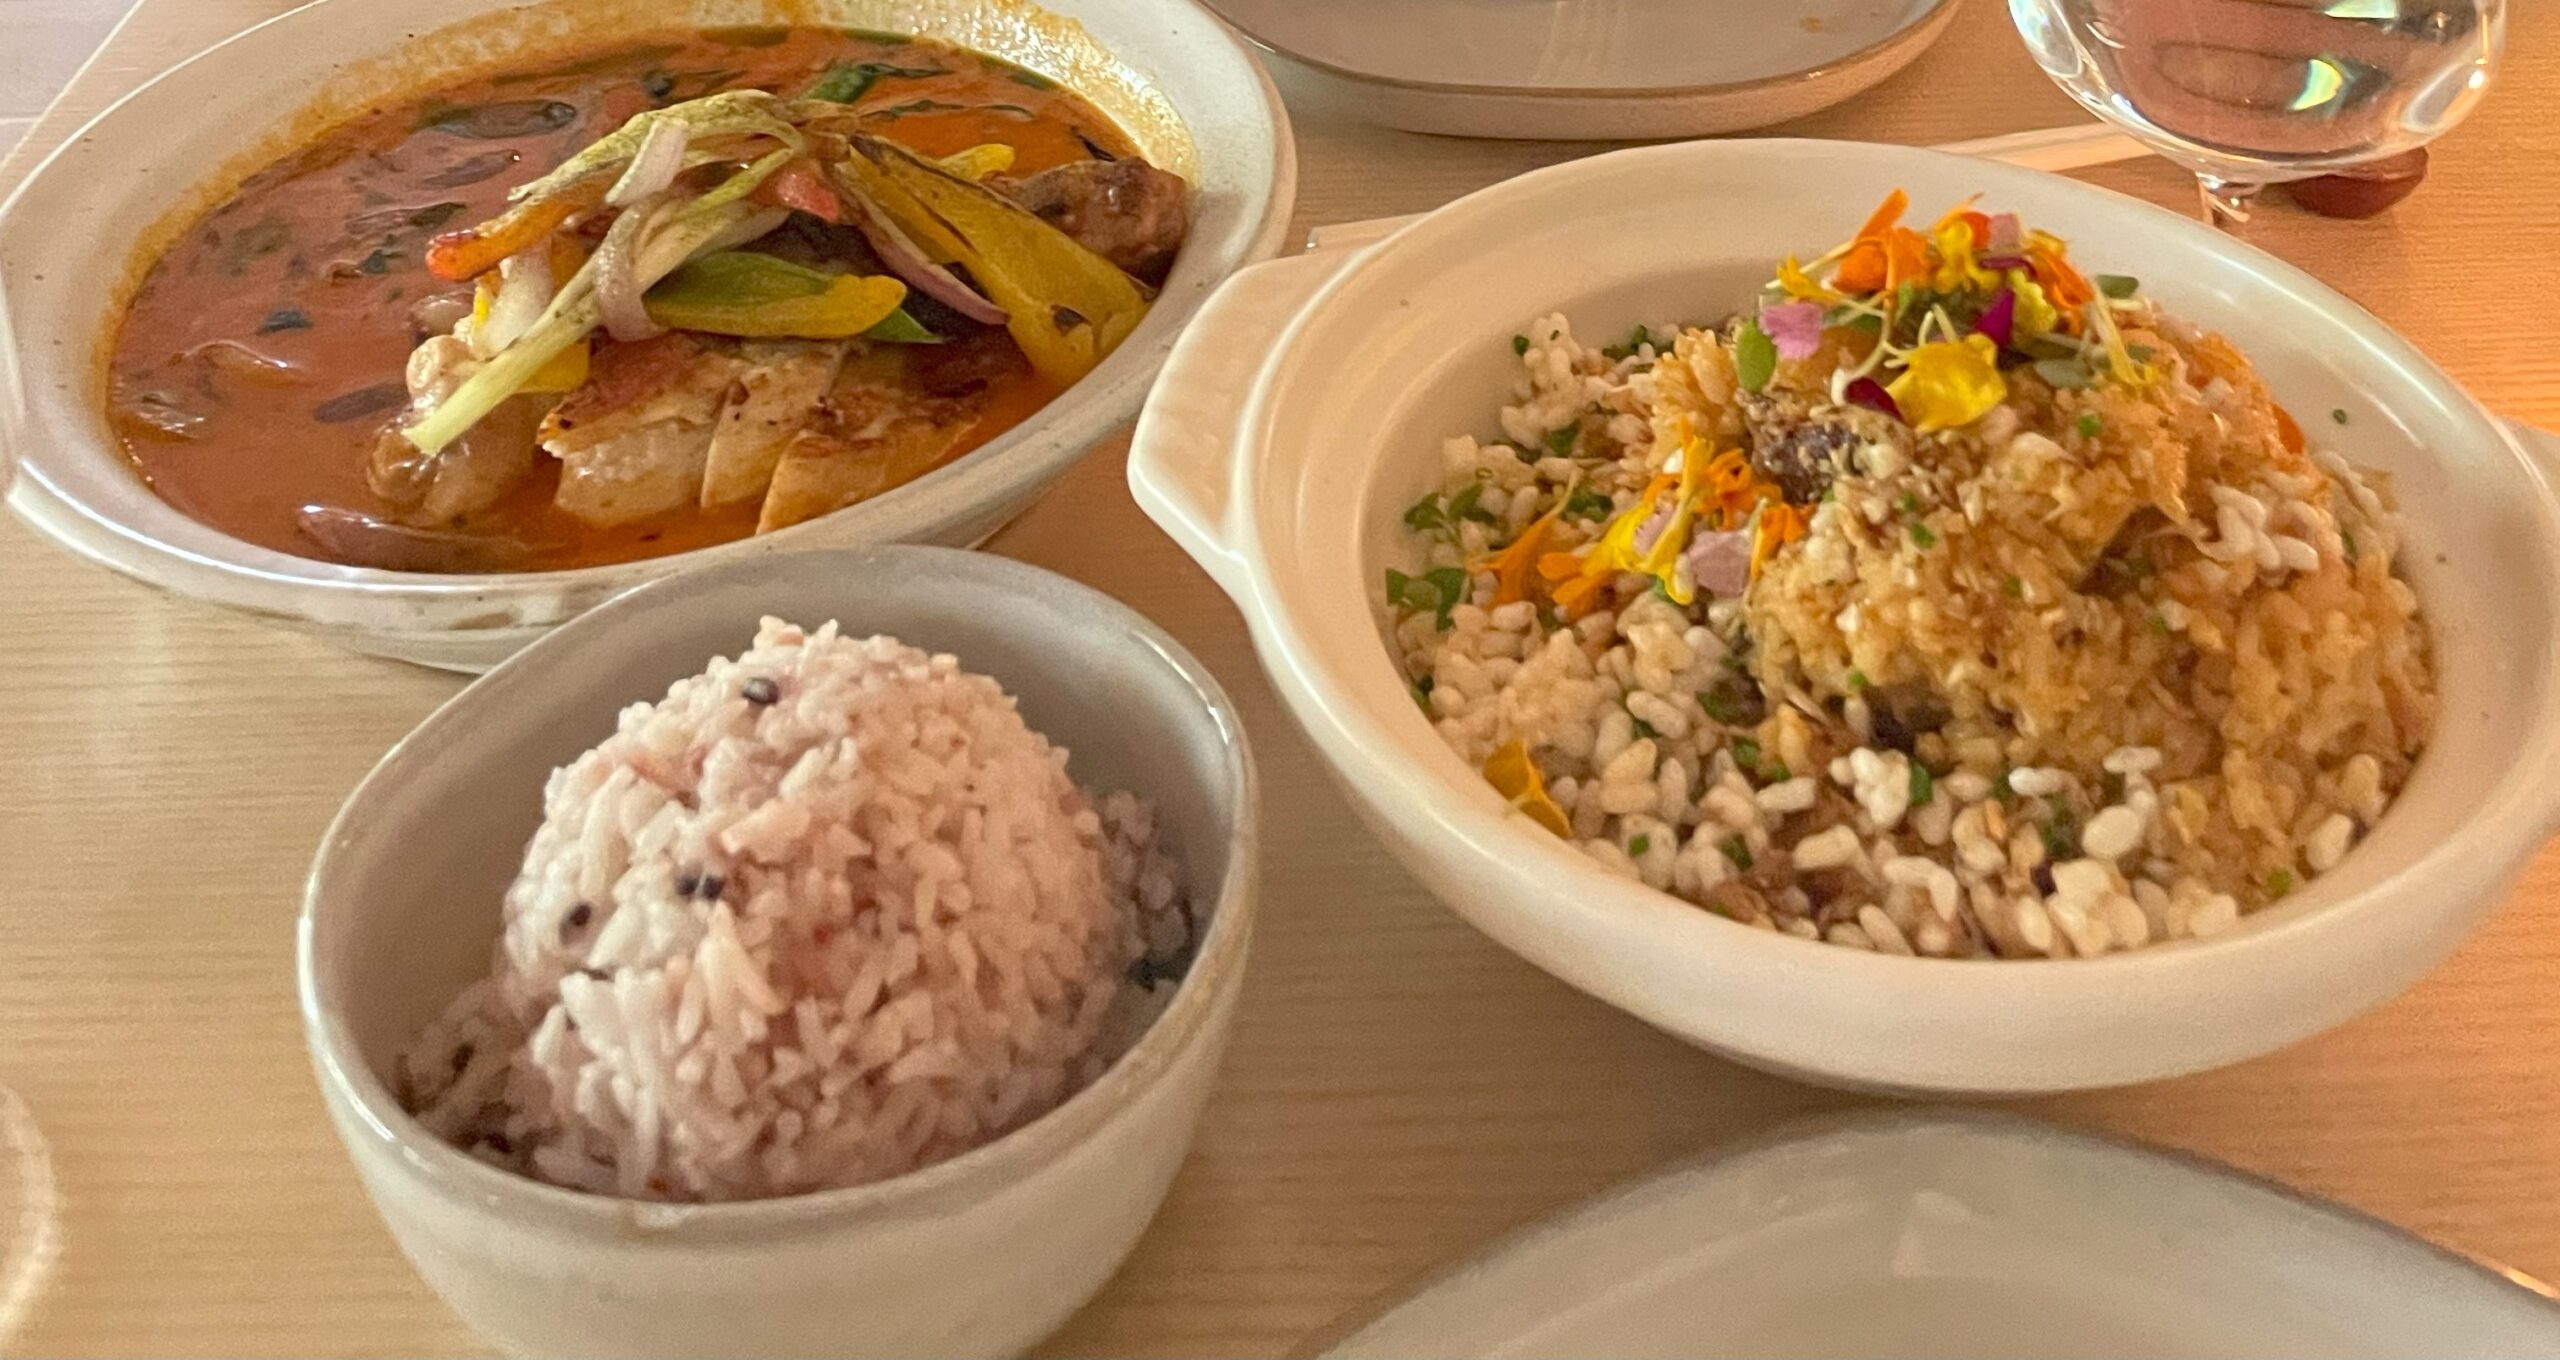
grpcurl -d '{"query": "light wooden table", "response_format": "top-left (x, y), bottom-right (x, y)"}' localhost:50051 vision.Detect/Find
top-left (4, 3), bottom-right (2558, 1355)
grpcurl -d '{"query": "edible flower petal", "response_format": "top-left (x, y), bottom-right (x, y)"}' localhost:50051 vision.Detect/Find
top-left (1972, 287), bottom-right (2017, 349)
top-left (1843, 375), bottom-right (1902, 420)
top-left (1886, 334), bottom-right (2008, 433)
top-left (1480, 489), bottom-right (1571, 606)
top-left (2005, 271), bottom-right (2059, 337)
top-left (1483, 739), bottom-right (1573, 838)
top-left (1759, 301), bottom-right (1826, 361)
top-left (1776, 254), bottom-right (1846, 304)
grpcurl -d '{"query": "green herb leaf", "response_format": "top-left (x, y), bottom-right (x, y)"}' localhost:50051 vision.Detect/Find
top-left (2076, 412), bottom-right (2103, 437)
top-left (863, 307), bottom-right (942, 343)
top-left (2003, 574), bottom-right (2025, 599)
top-left (1719, 835), bottom-right (1754, 872)
top-left (2033, 357), bottom-right (2094, 390)
top-left (1734, 318), bottom-right (1777, 393)
top-left (1424, 566), bottom-right (1468, 628)
top-left (1543, 425), bottom-right (1579, 458)
top-left (1628, 834), bottom-right (1652, 857)
top-left (1402, 494), bottom-right (1447, 534)
top-left (1846, 669), bottom-right (1869, 692)
top-left (1730, 738), bottom-right (1763, 770)
top-left (1764, 759), bottom-right (1792, 783)
top-left (1411, 677), bottom-right (1434, 711)
top-left (1447, 481), bottom-right (1495, 525)
top-left (1565, 487), bottom-right (1614, 521)
top-left (806, 60), bottom-right (947, 103)
top-left (1909, 762), bottom-right (1934, 808)
top-left (1908, 521), bottom-right (1938, 549)
top-left (2041, 810), bottom-right (2079, 863)
top-left (2096, 273), bottom-right (2140, 300)
top-left (1897, 492), bottom-right (1921, 515)
top-left (1630, 716), bottom-right (1661, 742)
top-left (1512, 334), bottom-right (1531, 356)
top-left (2267, 868), bottom-right (2296, 898)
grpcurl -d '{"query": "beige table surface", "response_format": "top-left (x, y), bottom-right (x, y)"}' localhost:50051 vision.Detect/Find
top-left (4, 2), bottom-right (2560, 1355)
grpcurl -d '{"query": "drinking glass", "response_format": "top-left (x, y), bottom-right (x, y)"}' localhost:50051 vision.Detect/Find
top-left (2010, 0), bottom-right (2507, 230)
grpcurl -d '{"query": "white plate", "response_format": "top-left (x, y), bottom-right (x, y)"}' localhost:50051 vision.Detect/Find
top-left (1318, 1112), bottom-right (2560, 1358)
top-left (1206, 0), bottom-right (1959, 139)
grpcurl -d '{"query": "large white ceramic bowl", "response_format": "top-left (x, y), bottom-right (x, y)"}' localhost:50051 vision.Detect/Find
top-left (1130, 138), bottom-right (2560, 1096)
top-left (298, 545), bottom-right (1257, 1357)
top-left (0, 0), bottom-right (1294, 671)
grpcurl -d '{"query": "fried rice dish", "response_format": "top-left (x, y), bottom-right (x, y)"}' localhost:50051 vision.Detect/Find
top-left (1386, 192), bottom-right (2435, 959)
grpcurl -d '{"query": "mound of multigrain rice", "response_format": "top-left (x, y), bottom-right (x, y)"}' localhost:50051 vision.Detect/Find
top-left (1387, 193), bottom-right (2434, 959)
top-left (399, 618), bottom-right (1191, 1201)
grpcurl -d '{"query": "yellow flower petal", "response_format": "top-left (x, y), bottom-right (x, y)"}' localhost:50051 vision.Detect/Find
top-left (1483, 739), bottom-right (1573, 838)
top-left (1887, 335), bottom-right (2009, 434)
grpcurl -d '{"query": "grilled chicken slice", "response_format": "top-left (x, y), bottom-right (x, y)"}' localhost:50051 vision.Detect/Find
top-left (368, 335), bottom-right (545, 526)
top-left (701, 341), bottom-right (851, 509)
top-left (757, 348), bottom-right (988, 533)
top-left (542, 333), bottom-right (742, 527)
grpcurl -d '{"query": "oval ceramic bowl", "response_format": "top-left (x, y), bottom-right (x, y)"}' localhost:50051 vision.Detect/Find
top-left (1314, 1110), bottom-right (2560, 1356)
top-left (1129, 138), bottom-right (2560, 1095)
top-left (0, 0), bottom-right (1294, 672)
top-left (298, 545), bottom-right (1257, 1358)
top-left (1212, 0), bottom-right (1957, 140)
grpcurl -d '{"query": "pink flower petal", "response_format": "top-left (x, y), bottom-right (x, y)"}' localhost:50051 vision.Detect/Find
top-left (1685, 528), bottom-right (1754, 598)
top-left (1986, 212), bottom-right (2025, 255)
top-left (1973, 287), bottom-right (2017, 348)
top-left (1759, 301), bottom-right (1826, 361)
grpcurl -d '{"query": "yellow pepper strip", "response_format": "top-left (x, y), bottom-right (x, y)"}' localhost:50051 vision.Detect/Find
top-left (1478, 488), bottom-right (1573, 607)
top-left (644, 251), bottom-right (908, 337)
top-left (1886, 334), bottom-right (2008, 434)
top-left (934, 143), bottom-right (1017, 181)
top-left (1483, 739), bottom-right (1573, 838)
top-left (835, 137), bottom-right (1149, 387)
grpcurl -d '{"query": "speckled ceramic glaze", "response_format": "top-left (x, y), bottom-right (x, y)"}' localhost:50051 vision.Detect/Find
top-left (0, 0), bottom-right (1294, 671)
top-left (1131, 137), bottom-right (2560, 1095)
top-left (298, 546), bottom-right (1257, 1357)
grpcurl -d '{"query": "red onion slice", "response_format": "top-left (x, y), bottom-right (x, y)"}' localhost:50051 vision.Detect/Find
top-left (828, 168), bottom-right (1008, 325)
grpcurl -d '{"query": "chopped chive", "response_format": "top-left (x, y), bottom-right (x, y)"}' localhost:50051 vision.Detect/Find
top-left (1719, 835), bottom-right (1754, 871)
top-left (1846, 668), bottom-right (1869, 692)
top-left (1897, 492), bottom-right (1921, 515)
top-left (2341, 530), bottom-right (2360, 564)
top-left (2331, 407), bottom-right (2350, 425)
top-left (1402, 493), bottom-right (1446, 533)
top-left (1908, 522), bottom-right (1938, 549)
top-left (2003, 574), bottom-right (2025, 599)
top-left (1512, 334), bottom-right (1530, 356)
top-left (2076, 412), bottom-right (2103, 437)
top-left (1424, 567), bottom-right (1467, 628)
top-left (1993, 770), bottom-right (2018, 805)
top-left (1543, 425), bottom-right (1579, 457)
top-left (1630, 715), bottom-right (1661, 741)
top-left (2267, 868), bottom-right (2295, 897)
top-left (1909, 762), bottom-right (1934, 807)
top-left (1411, 679), bottom-right (1433, 711)
top-left (1730, 737), bottom-right (1763, 769)
top-left (1764, 759), bottom-right (1792, 783)
top-left (1447, 481), bottom-right (1495, 525)
top-left (1628, 834), bottom-right (1652, 857)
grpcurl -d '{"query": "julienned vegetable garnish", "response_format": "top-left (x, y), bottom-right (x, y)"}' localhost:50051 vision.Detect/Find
top-left (1383, 189), bottom-right (2435, 958)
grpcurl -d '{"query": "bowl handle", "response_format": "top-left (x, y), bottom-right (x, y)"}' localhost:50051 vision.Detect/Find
top-left (1130, 245), bottom-right (1365, 599)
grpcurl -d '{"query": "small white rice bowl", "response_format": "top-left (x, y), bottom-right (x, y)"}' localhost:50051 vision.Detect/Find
top-left (398, 617), bottom-right (1190, 1202)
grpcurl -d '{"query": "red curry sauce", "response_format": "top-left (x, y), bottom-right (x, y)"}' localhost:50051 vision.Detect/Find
top-left (107, 28), bottom-right (1139, 570)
